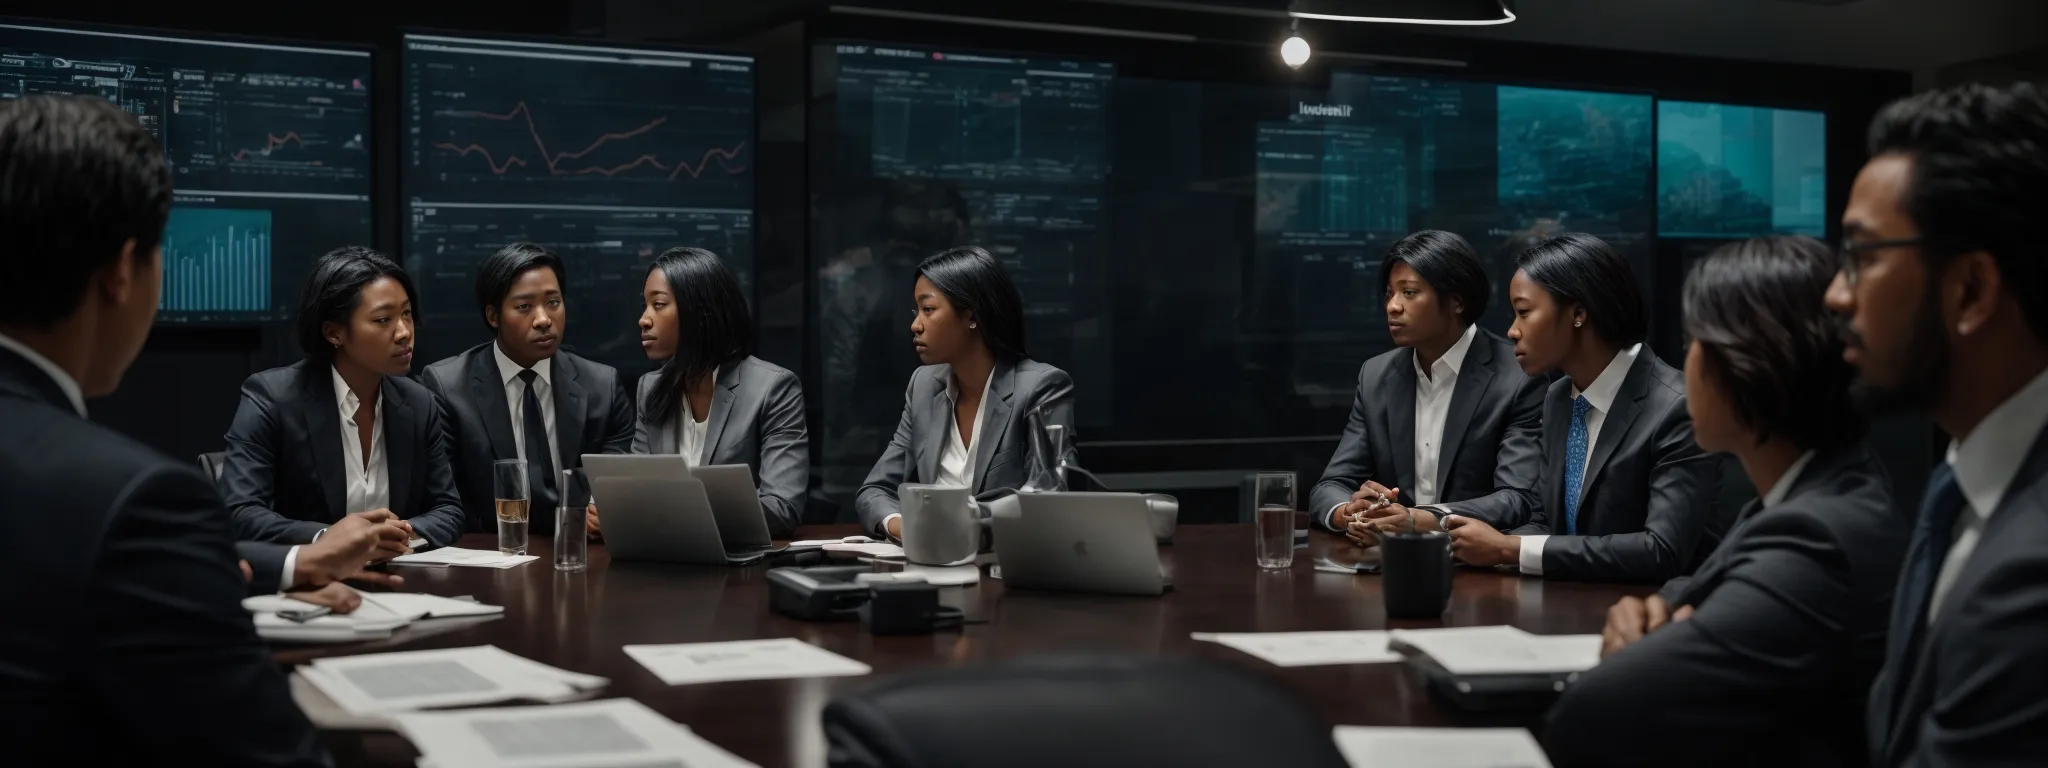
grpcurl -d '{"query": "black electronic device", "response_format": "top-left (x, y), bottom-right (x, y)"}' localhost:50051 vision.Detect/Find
top-left (766, 565), bottom-right (876, 621)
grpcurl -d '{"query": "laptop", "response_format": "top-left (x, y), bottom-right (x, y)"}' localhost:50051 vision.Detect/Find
top-left (992, 492), bottom-right (1169, 596)
top-left (581, 455), bottom-right (775, 565)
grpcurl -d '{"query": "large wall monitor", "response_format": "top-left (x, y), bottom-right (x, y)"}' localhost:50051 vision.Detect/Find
top-left (404, 33), bottom-right (754, 374)
top-left (0, 20), bottom-right (374, 324)
top-left (1658, 100), bottom-right (1826, 238)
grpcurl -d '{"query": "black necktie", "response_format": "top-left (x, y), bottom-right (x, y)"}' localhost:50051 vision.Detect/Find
top-left (518, 369), bottom-right (558, 524)
top-left (1881, 463), bottom-right (1966, 699)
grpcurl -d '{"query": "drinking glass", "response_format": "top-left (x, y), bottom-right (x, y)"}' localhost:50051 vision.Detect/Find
top-left (494, 458), bottom-right (530, 555)
top-left (555, 468), bottom-right (590, 572)
top-left (1253, 471), bottom-right (1296, 569)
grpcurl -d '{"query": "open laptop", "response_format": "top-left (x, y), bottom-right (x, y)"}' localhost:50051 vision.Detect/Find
top-left (581, 455), bottom-right (775, 565)
top-left (992, 492), bottom-right (1169, 596)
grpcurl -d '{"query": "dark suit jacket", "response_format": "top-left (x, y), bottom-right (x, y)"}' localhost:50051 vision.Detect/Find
top-left (221, 360), bottom-right (466, 548)
top-left (1309, 328), bottom-right (1544, 530)
top-left (1869, 425), bottom-right (2048, 767)
top-left (856, 357), bottom-right (1077, 535)
top-left (0, 346), bottom-right (328, 766)
top-left (419, 343), bottom-right (635, 533)
top-left (1546, 444), bottom-right (1903, 767)
top-left (632, 355), bottom-right (810, 537)
top-left (1507, 351), bottom-right (1722, 583)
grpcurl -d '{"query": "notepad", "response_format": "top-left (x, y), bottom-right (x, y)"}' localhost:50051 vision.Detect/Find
top-left (395, 698), bottom-right (759, 768)
top-left (1388, 626), bottom-right (1601, 675)
top-left (1332, 726), bottom-right (1551, 768)
top-left (301, 645), bottom-right (607, 715)
top-left (623, 638), bottom-right (872, 686)
top-left (389, 547), bottom-right (538, 569)
top-left (1191, 631), bottom-right (1403, 667)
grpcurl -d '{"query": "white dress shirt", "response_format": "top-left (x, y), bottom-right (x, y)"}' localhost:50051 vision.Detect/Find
top-left (1518, 343), bottom-right (1642, 576)
top-left (332, 366), bottom-right (391, 516)
top-left (675, 366), bottom-right (718, 467)
top-left (1760, 450), bottom-right (1817, 509)
top-left (1928, 366), bottom-right (2048, 620)
top-left (494, 343), bottom-right (560, 477)
top-left (1326, 324), bottom-right (1477, 527)
top-left (0, 331), bottom-right (86, 417)
top-left (886, 366), bottom-right (994, 535)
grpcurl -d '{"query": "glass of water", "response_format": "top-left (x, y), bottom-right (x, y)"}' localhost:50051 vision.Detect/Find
top-left (494, 458), bottom-right (529, 555)
top-left (1253, 471), bottom-right (1296, 569)
top-left (555, 468), bottom-right (590, 572)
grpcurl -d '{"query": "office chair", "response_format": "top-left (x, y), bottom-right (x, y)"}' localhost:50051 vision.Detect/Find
top-left (822, 654), bottom-right (1350, 768)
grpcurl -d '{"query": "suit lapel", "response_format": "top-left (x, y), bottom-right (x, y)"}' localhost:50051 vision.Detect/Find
top-left (1435, 335), bottom-right (1496, 493)
top-left (552, 354), bottom-right (587, 468)
top-left (384, 378), bottom-right (417, 515)
top-left (1387, 356), bottom-right (1418, 493)
top-left (700, 364), bottom-right (740, 466)
top-left (917, 366), bottom-right (949, 483)
top-left (304, 366), bottom-right (346, 520)
top-left (1578, 356), bottom-right (1649, 521)
top-left (973, 359), bottom-right (1018, 493)
top-left (467, 348), bottom-right (518, 462)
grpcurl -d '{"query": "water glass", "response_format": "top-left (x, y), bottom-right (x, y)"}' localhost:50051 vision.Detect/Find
top-left (494, 458), bottom-right (529, 555)
top-left (1253, 471), bottom-right (1296, 569)
top-left (555, 468), bottom-right (590, 572)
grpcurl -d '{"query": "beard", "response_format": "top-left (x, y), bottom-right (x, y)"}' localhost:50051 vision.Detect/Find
top-left (1848, 281), bottom-right (1951, 416)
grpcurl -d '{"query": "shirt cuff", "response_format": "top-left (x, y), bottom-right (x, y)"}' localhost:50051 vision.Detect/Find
top-left (1325, 503), bottom-right (1349, 531)
top-left (1518, 534), bottom-right (1548, 576)
top-left (280, 545), bottom-right (302, 591)
top-left (882, 513), bottom-right (902, 540)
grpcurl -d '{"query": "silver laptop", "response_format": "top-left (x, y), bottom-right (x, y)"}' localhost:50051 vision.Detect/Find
top-left (582, 455), bottom-right (773, 565)
top-left (992, 492), bottom-right (1168, 596)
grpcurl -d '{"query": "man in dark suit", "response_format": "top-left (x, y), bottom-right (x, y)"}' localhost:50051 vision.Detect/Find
top-left (420, 243), bottom-right (635, 534)
top-left (1310, 231), bottom-right (1544, 539)
top-left (0, 96), bottom-right (327, 765)
top-left (1836, 83), bottom-right (2048, 767)
top-left (1546, 237), bottom-right (1905, 767)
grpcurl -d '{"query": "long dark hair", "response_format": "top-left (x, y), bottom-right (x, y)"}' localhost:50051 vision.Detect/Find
top-left (296, 245), bottom-right (416, 364)
top-left (916, 246), bottom-right (1028, 361)
top-left (642, 247), bottom-right (753, 427)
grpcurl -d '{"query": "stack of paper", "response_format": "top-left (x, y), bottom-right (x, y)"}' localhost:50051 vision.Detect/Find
top-left (622, 638), bottom-right (872, 686)
top-left (1191, 631), bottom-right (1403, 667)
top-left (1332, 726), bottom-right (1551, 768)
top-left (299, 645), bottom-right (608, 716)
top-left (1387, 626), bottom-right (1602, 675)
top-left (245, 593), bottom-right (506, 643)
top-left (395, 698), bottom-right (758, 768)
top-left (390, 548), bottom-right (538, 569)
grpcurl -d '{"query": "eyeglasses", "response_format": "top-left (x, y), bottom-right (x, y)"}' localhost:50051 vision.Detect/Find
top-left (1835, 236), bottom-right (1929, 286)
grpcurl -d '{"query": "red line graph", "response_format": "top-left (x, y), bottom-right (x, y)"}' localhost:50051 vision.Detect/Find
top-left (430, 101), bottom-right (746, 180)
top-left (231, 132), bottom-right (305, 161)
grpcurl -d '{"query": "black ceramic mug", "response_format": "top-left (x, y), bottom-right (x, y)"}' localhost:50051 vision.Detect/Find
top-left (1380, 530), bottom-right (1453, 619)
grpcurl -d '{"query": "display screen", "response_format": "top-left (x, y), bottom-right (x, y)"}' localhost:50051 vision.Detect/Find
top-left (404, 33), bottom-right (754, 375)
top-left (0, 21), bottom-right (373, 324)
top-left (1658, 100), bottom-right (1826, 238)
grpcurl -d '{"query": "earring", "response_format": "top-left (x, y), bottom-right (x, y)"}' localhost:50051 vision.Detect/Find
top-left (1574, 320), bottom-right (1583, 328)
top-left (970, 323), bottom-right (978, 329)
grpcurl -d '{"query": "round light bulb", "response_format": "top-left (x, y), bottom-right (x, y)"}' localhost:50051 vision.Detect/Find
top-left (1280, 35), bottom-right (1311, 68)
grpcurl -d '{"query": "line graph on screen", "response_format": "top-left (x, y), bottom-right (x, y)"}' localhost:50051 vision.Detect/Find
top-left (429, 101), bottom-right (748, 181)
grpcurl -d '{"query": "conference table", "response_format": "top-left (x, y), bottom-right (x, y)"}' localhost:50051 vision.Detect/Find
top-left (285, 523), bottom-right (1654, 767)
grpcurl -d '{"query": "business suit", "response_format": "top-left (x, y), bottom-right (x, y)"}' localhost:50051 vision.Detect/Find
top-left (857, 357), bottom-right (1077, 536)
top-left (633, 355), bottom-right (810, 537)
top-left (1546, 444), bottom-right (1903, 767)
top-left (1868, 426), bottom-right (2048, 766)
top-left (1310, 328), bottom-right (1544, 530)
top-left (1509, 351), bottom-right (1722, 583)
top-left (420, 343), bottom-right (635, 533)
top-left (220, 360), bottom-right (466, 548)
top-left (0, 345), bottom-right (328, 765)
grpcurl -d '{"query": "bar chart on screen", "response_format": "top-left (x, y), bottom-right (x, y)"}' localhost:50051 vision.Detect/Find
top-left (160, 207), bottom-right (272, 313)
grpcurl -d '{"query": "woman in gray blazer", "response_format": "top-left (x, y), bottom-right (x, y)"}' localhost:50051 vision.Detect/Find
top-left (593, 247), bottom-right (809, 537)
top-left (856, 246), bottom-right (1077, 539)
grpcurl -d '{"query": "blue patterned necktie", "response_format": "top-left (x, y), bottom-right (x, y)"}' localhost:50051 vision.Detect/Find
top-left (1885, 463), bottom-right (1967, 680)
top-left (1563, 395), bottom-right (1592, 535)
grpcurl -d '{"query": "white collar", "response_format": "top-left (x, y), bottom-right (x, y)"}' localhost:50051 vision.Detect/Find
top-left (940, 364), bottom-right (999, 406)
top-left (1761, 450), bottom-right (1817, 508)
top-left (1572, 343), bottom-right (1642, 413)
top-left (1944, 366), bottom-right (2048, 520)
top-left (0, 332), bottom-right (86, 417)
top-left (331, 365), bottom-right (378, 420)
top-left (1414, 323), bottom-right (1478, 382)
top-left (492, 342), bottom-right (552, 388)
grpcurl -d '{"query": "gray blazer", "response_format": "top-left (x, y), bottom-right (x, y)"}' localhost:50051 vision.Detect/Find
top-left (1547, 444), bottom-right (1902, 767)
top-left (855, 357), bottom-right (1077, 536)
top-left (632, 356), bottom-right (809, 537)
top-left (1507, 351), bottom-right (1724, 583)
top-left (1309, 328), bottom-right (1545, 531)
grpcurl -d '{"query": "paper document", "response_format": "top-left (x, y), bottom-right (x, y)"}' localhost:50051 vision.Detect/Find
top-left (623, 637), bottom-right (872, 686)
top-left (1191, 631), bottom-right (1401, 667)
top-left (302, 645), bottom-right (607, 715)
top-left (393, 698), bottom-right (758, 768)
top-left (390, 547), bottom-right (538, 569)
top-left (245, 592), bottom-right (421, 643)
top-left (1388, 626), bottom-right (1602, 675)
top-left (823, 541), bottom-right (905, 558)
top-left (361, 593), bottom-right (507, 619)
top-left (1332, 726), bottom-right (1551, 768)
top-left (791, 536), bottom-right (877, 547)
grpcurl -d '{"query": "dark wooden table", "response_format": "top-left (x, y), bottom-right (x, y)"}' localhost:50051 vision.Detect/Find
top-left (290, 525), bottom-right (1653, 767)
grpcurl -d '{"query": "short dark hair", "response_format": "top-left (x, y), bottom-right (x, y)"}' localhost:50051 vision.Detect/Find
top-left (1684, 236), bottom-right (1865, 453)
top-left (475, 243), bottom-right (565, 329)
top-left (1516, 233), bottom-right (1648, 347)
top-left (916, 246), bottom-right (1028, 361)
top-left (1378, 230), bottom-right (1490, 327)
top-left (642, 247), bottom-right (754, 428)
top-left (0, 96), bottom-right (171, 330)
top-left (1868, 81), bottom-right (2048, 342)
top-left (295, 246), bottom-right (417, 364)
